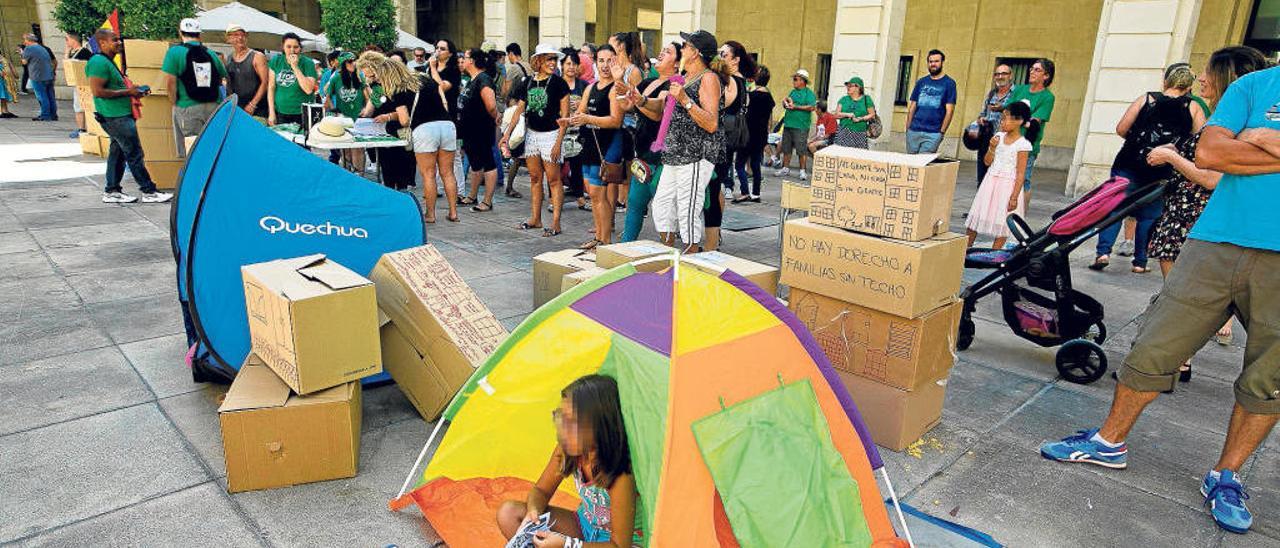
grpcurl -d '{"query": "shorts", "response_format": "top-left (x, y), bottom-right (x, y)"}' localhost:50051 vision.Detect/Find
top-left (1119, 239), bottom-right (1280, 413)
top-left (780, 127), bottom-right (808, 157)
top-left (905, 130), bottom-right (943, 154)
top-left (523, 128), bottom-right (561, 163)
top-left (412, 120), bottom-right (457, 153)
top-left (583, 164), bottom-right (604, 187)
top-left (1023, 153), bottom-right (1038, 191)
top-left (176, 102), bottom-right (219, 137)
top-left (463, 134), bottom-right (496, 172)
top-left (767, 132), bottom-right (782, 146)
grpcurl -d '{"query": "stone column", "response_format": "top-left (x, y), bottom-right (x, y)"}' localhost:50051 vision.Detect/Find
top-left (395, 0), bottom-right (417, 37)
top-left (827, 0), bottom-right (907, 151)
top-left (1067, 0), bottom-right (1202, 195)
top-left (540, 0), bottom-right (586, 48)
top-left (661, 0), bottom-right (715, 45)
top-left (486, 0), bottom-right (529, 49)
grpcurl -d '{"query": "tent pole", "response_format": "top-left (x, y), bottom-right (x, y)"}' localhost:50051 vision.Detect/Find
top-left (879, 467), bottom-right (916, 548)
top-left (396, 418), bottom-right (447, 501)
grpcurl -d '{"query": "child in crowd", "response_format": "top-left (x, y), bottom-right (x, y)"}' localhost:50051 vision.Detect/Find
top-left (498, 375), bottom-right (641, 548)
top-left (966, 101), bottom-right (1036, 249)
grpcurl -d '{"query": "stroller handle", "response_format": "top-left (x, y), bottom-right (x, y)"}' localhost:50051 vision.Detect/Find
top-left (1006, 214), bottom-right (1035, 244)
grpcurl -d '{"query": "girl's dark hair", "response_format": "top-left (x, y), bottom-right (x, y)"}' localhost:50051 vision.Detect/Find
top-left (611, 31), bottom-right (645, 67)
top-left (281, 32), bottom-right (302, 47)
top-left (340, 58), bottom-right (360, 89)
top-left (1036, 58), bottom-right (1056, 87)
top-left (754, 65), bottom-right (771, 87)
top-left (465, 47), bottom-right (491, 72)
top-left (596, 43), bottom-right (616, 59)
top-left (438, 39), bottom-right (459, 71)
top-left (723, 40), bottom-right (757, 79)
top-left (670, 41), bottom-right (684, 65)
top-left (1004, 101), bottom-right (1039, 142)
top-left (558, 375), bottom-right (630, 489)
top-left (1205, 46), bottom-right (1269, 109)
top-left (389, 50), bottom-right (406, 63)
top-left (560, 48), bottom-right (579, 65)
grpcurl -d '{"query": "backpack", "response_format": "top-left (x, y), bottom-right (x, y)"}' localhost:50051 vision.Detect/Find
top-left (503, 62), bottom-right (530, 105)
top-left (1116, 92), bottom-right (1192, 181)
top-left (179, 43), bottom-right (222, 103)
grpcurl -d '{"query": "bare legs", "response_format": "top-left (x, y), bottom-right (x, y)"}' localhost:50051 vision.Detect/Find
top-left (416, 150), bottom-right (459, 223)
top-left (966, 229), bottom-right (1007, 250)
top-left (467, 169), bottom-right (498, 207)
top-left (1216, 404), bottom-right (1279, 472)
top-left (525, 156), bottom-right (563, 233)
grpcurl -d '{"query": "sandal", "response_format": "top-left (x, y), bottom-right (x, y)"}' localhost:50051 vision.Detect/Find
top-left (1179, 362), bottom-right (1192, 383)
top-left (579, 239), bottom-right (601, 250)
top-left (505, 188), bottom-right (523, 198)
top-left (457, 197), bottom-right (478, 206)
top-left (1088, 256), bottom-right (1109, 271)
top-left (1131, 265), bottom-right (1151, 274)
top-left (732, 195), bottom-right (751, 204)
top-left (472, 202), bottom-right (493, 212)
top-left (542, 228), bottom-right (563, 238)
top-left (518, 221), bottom-right (542, 230)
top-left (424, 216), bottom-right (436, 224)
top-left (446, 213), bottom-right (460, 223)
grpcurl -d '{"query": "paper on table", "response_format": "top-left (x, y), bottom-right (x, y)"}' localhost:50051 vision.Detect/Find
top-left (351, 118), bottom-right (388, 138)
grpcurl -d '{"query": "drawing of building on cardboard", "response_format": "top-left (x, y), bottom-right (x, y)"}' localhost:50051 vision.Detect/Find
top-left (887, 321), bottom-right (918, 359)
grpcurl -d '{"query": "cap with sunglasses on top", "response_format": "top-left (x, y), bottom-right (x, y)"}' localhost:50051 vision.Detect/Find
top-left (679, 30), bottom-right (718, 62)
top-left (793, 69), bottom-right (810, 82)
top-left (226, 23), bottom-right (245, 34)
top-left (179, 18), bottom-right (201, 34)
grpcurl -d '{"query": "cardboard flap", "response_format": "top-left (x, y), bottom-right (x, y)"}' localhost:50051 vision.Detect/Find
top-left (286, 382), bottom-right (354, 407)
top-left (377, 307), bottom-right (391, 327)
top-left (833, 146), bottom-right (938, 167)
top-left (219, 362), bottom-right (292, 412)
top-left (297, 260), bottom-right (370, 291)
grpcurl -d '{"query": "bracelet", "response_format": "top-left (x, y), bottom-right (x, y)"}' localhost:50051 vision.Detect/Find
top-left (564, 537), bottom-right (583, 548)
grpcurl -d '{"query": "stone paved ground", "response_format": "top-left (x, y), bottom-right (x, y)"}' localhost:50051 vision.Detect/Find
top-left (1, 99), bottom-right (1276, 547)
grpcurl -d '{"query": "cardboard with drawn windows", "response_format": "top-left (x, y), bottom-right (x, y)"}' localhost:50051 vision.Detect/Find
top-left (809, 146), bottom-right (959, 241)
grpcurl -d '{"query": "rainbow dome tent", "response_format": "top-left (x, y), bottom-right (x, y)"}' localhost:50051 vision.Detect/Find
top-left (391, 257), bottom-right (914, 547)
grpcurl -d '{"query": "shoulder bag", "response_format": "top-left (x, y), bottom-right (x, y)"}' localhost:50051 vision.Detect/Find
top-left (397, 88), bottom-right (420, 152)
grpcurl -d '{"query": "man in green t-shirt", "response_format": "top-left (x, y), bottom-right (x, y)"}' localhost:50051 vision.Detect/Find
top-left (267, 32), bottom-right (319, 126)
top-left (85, 28), bottom-right (171, 204)
top-left (163, 19), bottom-right (228, 137)
top-left (1004, 58), bottom-right (1056, 207)
top-left (776, 68), bottom-right (817, 180)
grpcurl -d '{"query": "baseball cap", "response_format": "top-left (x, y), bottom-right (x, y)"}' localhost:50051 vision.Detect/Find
top-left (845, 76), bottom-right (864, 87)
top-left (338, 51), bottom-right (356, 63)
top-left (179, 18), bottom-right (201, 34)
top-left (679, 30), bottom-right (717, 62)
top-left (794, 69), bottom-right (810, 82)
top-left (226, 23), bottom-right (245, 34)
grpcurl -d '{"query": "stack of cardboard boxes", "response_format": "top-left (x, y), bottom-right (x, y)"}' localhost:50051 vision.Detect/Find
top-left (66, 40), bottom-right (186, 189)
top-left (780, 147), bottom-right (966, 451)
top-left (533, 241), bottom-right (782, 306)
top-left (221, 245), bottom-right (507, 493)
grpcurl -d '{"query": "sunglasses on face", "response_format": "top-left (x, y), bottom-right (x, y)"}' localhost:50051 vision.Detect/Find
top-left (994, 71), bottom-right (1011, 76)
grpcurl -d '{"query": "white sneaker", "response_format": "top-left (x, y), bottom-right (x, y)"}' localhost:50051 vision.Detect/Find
top-left (775, 167), bottom-right (789, 177)
top-left (140, 191), bottom-right (173, 203)
top-left (799, 170), bottom-right (808, 181)
top-left (102, 191), bottom-right (138, 203)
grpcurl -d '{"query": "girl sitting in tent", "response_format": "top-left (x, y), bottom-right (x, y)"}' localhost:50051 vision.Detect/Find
top-left (497, 375), bottom-right (643, 547)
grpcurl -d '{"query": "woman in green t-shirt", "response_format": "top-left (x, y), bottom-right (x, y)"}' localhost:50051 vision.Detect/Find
top-left (267, 32), bottom-right (318, 126)
top-left (834, 76), bottom-right (876, 149)
top-left (325, 52), bottom-right (371, 170)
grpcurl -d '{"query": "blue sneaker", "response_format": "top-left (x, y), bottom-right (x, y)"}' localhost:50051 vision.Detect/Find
top-left (1202, 470), bottom-right (1252, 534)
top-left (1039, 429), bottom-right (1128, 469)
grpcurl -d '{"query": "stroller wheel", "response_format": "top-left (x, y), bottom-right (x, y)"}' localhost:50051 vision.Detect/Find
top-left (957, 314), bottom-right (976, 351)
top-left (1056, 340), bottom-right (1108, 384)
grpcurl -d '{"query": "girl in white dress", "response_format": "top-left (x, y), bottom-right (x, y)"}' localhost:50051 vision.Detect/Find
top-left (967, 101), bottom-right (1035, 249)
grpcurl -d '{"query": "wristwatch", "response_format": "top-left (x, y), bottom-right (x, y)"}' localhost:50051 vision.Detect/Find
top-left (683, 99), bottom-right (694, 110)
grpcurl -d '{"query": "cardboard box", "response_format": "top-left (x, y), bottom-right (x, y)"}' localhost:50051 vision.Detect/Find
top-left (218, 356), bottom-right (361, 493)
top-left (533, 249), bottom-right (598, 308)
top-left (64, 59), bottom-right (87, 86)
top-left (137, 95), bottom-right (174, 129)
top-left (781, 219), bottom-right (965, 318)
top-left (242, 254), bottom-right (382, 394)
top-left (138, 127), bottom-right (180, 161)
top-left (684, 251), bottom-right (780, 296)
top-left (379, 319), bottom-right (471, 421)
top-left (789, 288), bottom-right (959, 390)
top-left (145, 159), bottom-right (184, 190)
top-left (368, 245), bottom-right (507, 414)
top-left (127, 66), bottom-right (171, 96)
top-left (79, 132), bottom-right (104, 156)
top-left (122, 40), bottom-right (172, 69)
top-left (839, 371), bottom-right (946, 451)
top-left (595, 240), bottom-right (673, 269)
top-left (562, 266), bottom-right (607, 293)
top-left (809, 147), bottom-right (959, 241)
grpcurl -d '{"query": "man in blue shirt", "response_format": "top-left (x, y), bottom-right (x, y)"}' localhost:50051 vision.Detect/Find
top-left (20, 34), bottom-right (56, 121)
top-left (904, 49), bottom-right (956, 154)
top-left (1040, 64), bottom-right (1280, 535)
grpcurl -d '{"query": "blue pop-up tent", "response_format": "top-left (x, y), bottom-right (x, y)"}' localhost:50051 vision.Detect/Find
top-left (171, 100), bottom-right (424, 383)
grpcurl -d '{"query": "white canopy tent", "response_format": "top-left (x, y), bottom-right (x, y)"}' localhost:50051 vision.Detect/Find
top-left (303, 30), bottom-right (433, 53)
top-left (195, 2), bottom-right (318, 48)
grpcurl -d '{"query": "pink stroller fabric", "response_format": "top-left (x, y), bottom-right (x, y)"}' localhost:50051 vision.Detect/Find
top-left (1048, 177), bottom-right (1130, 236)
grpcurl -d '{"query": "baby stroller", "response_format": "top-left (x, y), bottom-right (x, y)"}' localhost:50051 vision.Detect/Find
top-left (956, 176), bottom-right (1165, 384)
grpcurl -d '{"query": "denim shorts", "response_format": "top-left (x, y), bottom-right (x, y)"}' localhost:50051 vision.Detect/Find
top-left (583, 164), bottom-right (604, 187)
top-left (412, 120), bottom-right (457, 153)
